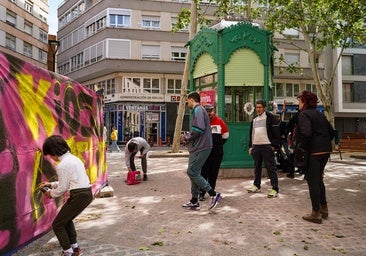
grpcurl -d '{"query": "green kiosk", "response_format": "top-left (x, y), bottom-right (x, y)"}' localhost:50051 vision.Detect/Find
top-left (188, 20), bottom-right (276, 175)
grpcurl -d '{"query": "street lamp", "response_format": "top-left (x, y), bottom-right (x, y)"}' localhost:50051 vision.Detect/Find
top-left (48, 39), bottom-right (60, 72)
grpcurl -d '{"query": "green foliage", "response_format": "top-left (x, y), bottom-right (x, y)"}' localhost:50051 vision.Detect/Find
top-left (171, 8), bottom-right (191, 33)
top-left (265, 0), bottom-right (366, 49)
top-left (273, 230), bottom-right (282, 235)
top-left (171, 1), bottom-right (216, 33)
top-left (213, 0), bottom-right (264, 20)
top-left (171, 0), bottom-right (266, 33)
top-left (151, 241), bottom-right (164, 246)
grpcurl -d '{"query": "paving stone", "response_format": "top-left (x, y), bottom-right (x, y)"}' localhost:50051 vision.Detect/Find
top-left (12, 150), bottom-right (366, 256)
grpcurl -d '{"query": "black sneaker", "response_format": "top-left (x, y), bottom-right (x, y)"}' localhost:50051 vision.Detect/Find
top-left (73, 247), bottom-right (83, 256)
top-left (182, 201), bottom-right (200, 210)
top-left (287, 173), bottom-right (295, 179)
top-left (143, 174), bottom-right (148, 181)
top-left (208, 193), bottom-right (222, 210)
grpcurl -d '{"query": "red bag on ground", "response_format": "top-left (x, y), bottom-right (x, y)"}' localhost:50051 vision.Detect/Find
top-left (126, 170), bottom-right (141, 185)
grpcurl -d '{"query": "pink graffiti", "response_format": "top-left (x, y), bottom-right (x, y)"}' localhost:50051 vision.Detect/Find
top-left (0, 52), bottom-right (107, 255)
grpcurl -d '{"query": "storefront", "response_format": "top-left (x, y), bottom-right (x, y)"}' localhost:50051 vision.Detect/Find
top-left (104, 102), bottom-right (166, 145)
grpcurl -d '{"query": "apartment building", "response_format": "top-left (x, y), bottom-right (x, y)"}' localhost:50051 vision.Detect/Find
top-left (56, 0), bottom-right (366, 144)
top-left (0, 0), bottom-right (49, 69)
top-left (334, 47), bottom-right (366, 134)
top-left (56, 0), bottom-right (218, 144)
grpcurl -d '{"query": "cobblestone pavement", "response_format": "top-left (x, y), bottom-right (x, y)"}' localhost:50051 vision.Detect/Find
top-left (13, 149), bottom-right (366, 256)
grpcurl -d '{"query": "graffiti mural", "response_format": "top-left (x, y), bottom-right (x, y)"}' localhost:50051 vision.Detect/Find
top-left (0, 52), bottom-right (107, 255)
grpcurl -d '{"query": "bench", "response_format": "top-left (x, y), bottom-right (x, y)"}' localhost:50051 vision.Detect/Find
top-left (339, 139), bottom-right (366, 152)
top-left (339, 132), bottom-right (366, 152)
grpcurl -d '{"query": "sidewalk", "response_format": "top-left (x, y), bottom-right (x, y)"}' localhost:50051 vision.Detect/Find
top-left (13, 150), bottom-right (366, 256)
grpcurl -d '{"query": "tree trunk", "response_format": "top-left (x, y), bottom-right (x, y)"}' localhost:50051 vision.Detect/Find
top-left (171, 1), bottom-right (197, 153)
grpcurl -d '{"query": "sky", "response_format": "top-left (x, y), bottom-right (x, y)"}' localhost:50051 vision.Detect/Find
top-left (48, 0), bottom-right (63, 35)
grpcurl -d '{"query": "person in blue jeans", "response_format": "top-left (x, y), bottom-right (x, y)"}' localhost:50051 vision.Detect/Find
top-left (180, 92), bottom-right (222, 210)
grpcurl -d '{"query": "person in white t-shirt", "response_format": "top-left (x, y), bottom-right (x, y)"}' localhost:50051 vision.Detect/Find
top-left (247, 100), bottom-right (281, 198)
top-left (39, 135), bottom-right (92, 256)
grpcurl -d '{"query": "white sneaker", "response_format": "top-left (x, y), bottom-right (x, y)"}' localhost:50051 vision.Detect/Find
top-left (247, 185), bottom-right (261, 193)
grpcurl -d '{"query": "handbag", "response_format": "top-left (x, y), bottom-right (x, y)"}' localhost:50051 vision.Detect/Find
top-left (293, 147), bottom-right (309, 170)
top-left (126, 170), bottom-right (141, 185)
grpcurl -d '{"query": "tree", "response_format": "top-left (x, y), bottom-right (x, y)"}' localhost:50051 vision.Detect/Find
top-left (171, 2), bottom-right (197, 153)
top-left (171, 0), bottom-right (215, 152)
top-left (171, 0), bottom-right (365, 151)
top-left (265, 0), bottom-right (366, 124)
top-left (170, 0), bottom-right (255, 152)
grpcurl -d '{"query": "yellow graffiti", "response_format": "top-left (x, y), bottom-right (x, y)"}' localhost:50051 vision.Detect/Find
top-left (66, 137), bottom-right (104, 184)
top-left (16, 74), bottom-right (57, 140)
top-left (99, 141), bottom-right (107, 173)
top-left (29, 138), bottom-right (107, 223)
top-left (31, 150), bottom-right (44, 221)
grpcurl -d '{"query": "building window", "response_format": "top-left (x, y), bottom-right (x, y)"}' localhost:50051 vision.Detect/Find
top-left (109, 14), bottom-right (131, 27)
top-left (6, 10), bottom-right (16, 27)
top-left (58, 1), bottom-right (85, 29)
top-left (5, 33), bottom-right (16, 50)
top-left (143, 78), bottom-right (160, 93)
top-left (283, 28), bottom-right (299, 38)
top-left (171, 46), bottom-right (187, 61)
top-left (24, 1), bottom-right (33, 14)
top-left (39, 29), bottom-right (48, 43)
top-left (58, 62), bottom-right (70, 75)
top-left (343, 83), bottom-right (354, 103)
top-left (142, 45), bottom-right (160, 59)
top-left (24, 20), bottom-right (33, 34)
top-left (342, 55), bottom-right (353, 75)
top-left (142, 16), bottom-right (160, 29)
top-left (38, 49), bottom-right (47, 63)
top-left (23, 42), bottom-right (32, 57)
top-left (96, 17), bottom-right (106, 30)
top-left (86, 23), bottom-right (95, 36)
top-left (87, 16), bottom-right (107, 36)
top-left (275, 83), bottom-right (284, 97)
top-left (200, 0), bottom-right (217, 4)
top-left (106, 79), bottom-right (116, 95)
top-left (70, 52), bottom-right (84, 71)
top-left (305, 84), bottom-right (317, 94)
top-left (97, 81), bottom-right (105, 92)
top-left (167, 79), bottom-right (182, 94)
top-left (285, 83), bottom-right (299, 97)
top-left (194, 73), bottom-right (217, 89)
top-left (284, 53), bottom-right (300, 65)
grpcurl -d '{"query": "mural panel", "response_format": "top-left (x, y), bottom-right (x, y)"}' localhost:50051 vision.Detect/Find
top-left (0, 52), bottom-right (107, 255)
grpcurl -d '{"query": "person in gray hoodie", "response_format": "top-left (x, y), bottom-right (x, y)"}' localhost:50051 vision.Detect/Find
top-left (180, 92), bottom-right (222, 211)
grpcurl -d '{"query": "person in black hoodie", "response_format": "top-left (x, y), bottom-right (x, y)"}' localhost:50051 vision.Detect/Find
top-left (296, 91), bottom-right (334, 224)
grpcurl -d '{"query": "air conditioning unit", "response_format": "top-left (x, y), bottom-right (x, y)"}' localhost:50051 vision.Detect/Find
top-left (316, 63), bottom-right (325, 69)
